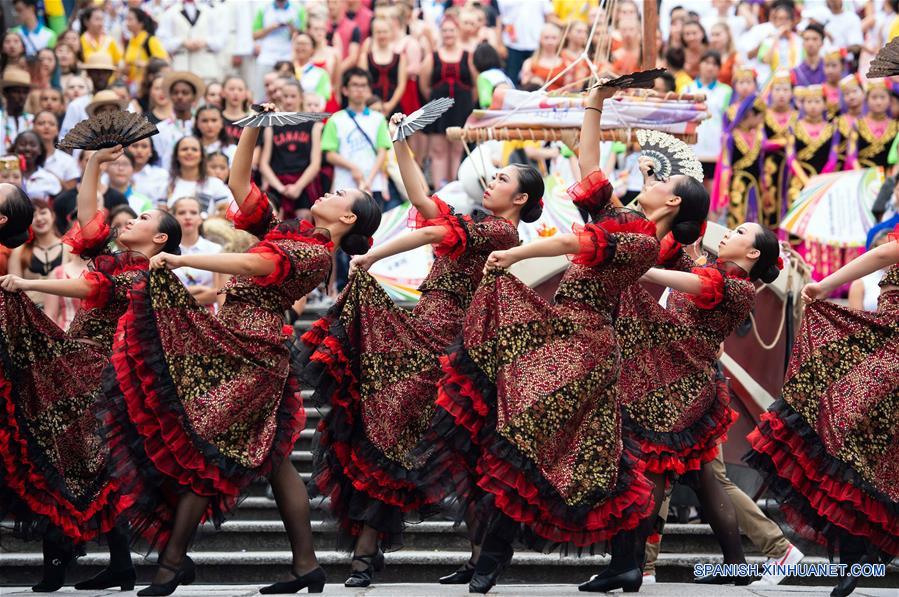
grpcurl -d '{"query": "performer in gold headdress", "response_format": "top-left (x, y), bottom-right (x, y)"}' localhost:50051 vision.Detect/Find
top-left (834, 74), bottom-right (866, 169)
top-left (786, 85), bottom-right (838, 209)
top-left (847, 79), bottom-right (898, 170)
top-left (761, 70), bottom-right (798, 230)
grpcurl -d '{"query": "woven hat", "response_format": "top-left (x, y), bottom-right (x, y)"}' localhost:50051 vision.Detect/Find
top-left (161, 71), bottom-right (206, 100)
top-left (86, 89), bottom-right (128, 117)
top-left (78, 52), bottom-right (117, 72)
top-left (0, 67), bottom-right (33, 89)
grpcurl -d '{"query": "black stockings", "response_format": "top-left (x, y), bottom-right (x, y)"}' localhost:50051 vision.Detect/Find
top-left (153, 492), bottom-right (209, 584)
top-left (106, 525), bottom-right (133, 570)
top-left (269, 458), bottom-right (319, 576)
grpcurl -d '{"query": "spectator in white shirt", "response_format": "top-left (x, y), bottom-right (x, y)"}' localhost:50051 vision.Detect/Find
top-left (59, 53), bottom-right (118, 137)
top-left (12, 130), bottom-right (61, 201)
top-left (166, 136), bottom-right (234, 218)
top-left (32, 110), bottom-right (78, 191)
top-left (497, 0), bottom-right (554, 82)
top-left (128, 137), bottom-right (170, 207)
top-left (171, 196), bottom-right (223, 307)
top-left (0, 66), bottom-right (35, 154)
top-left (810, 0), bottom-right (863, 56)
top-left (154, 71), bottom-right (204, 170)
top-left (157, 0), bottom-right (226, 82)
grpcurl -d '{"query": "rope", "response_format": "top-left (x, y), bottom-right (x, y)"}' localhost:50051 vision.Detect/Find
top-left (747, 246), bottom-right (811, 350)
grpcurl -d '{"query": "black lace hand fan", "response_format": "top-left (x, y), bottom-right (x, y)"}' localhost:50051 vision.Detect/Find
top-left (233, 105), bottom-right (330, 128)
top-left (591, 68), bottom-right (668, 90)
top-left (867, 37), bottom-right (899, 78)
top-left (636, 129), bottom-right (704, 183)
top-left (392, 97), bottom-right (455, 142)
top-left (56, 111), bottom-right (158, 151)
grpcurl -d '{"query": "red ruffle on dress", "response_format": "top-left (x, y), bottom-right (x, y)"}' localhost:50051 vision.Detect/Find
top-left (298, 195), bottom-right (519, 550)
top-left (0, 214), bottom-right (146, 542)
top-left (615, 261), bottom-right (754, 476)
top-left (101, 185), bottom-right (333, 549)
top-left (418, 172), bottom-right (659, 551)
top-left (745, 264), bottom-right (899, 556)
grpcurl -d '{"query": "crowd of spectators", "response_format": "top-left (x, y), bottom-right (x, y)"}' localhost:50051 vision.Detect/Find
top-left (0, 0), bottom-right (895, 315)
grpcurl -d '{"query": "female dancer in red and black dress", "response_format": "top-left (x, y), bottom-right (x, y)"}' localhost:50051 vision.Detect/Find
top-left (0, 182), bottom-right (34, 249)
top-left (100, 108), bottom-right (382, 596)
top-left (0, 146), bottom-right (181, 592)
top-left (418, 88), bottom-right (710, 594)
top-left (600, 220), bottom-right (781, 590)
top-left (298, 112), bottom-right (543, 588)
top-left (746, 230), bottom-right (899, 597)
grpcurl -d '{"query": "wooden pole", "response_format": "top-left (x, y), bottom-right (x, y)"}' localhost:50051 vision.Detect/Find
top-left (642, 0), bottom-right (658, 69)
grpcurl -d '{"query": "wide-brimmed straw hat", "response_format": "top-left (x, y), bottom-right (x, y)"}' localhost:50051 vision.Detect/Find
top-left (77, 53), bottom-right (117, 72)
top-left (86, 89), bottom-right (128, 117)
top-left (0, 67), bottom-right (33, 89)
top-left (161, 70), bottom-right (206, 99)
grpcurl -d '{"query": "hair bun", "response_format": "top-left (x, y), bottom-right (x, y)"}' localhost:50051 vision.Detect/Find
top-left (520, 203), bottom-right (543, 224)
top-left (758, 265), bottom-right (780, 284)
top-left (340, 233), bottom-right (371, 256)
top-left (671, 220), bottom-right (701, 245)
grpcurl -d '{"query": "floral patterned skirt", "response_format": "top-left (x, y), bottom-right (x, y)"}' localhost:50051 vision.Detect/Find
top-left (0, 290), bottom-right (120, 543)
top-left (417, 270), bottom-right (654, 551)
top-left (101, 270), bottom-right (305, 549)
top-left (746, 299), bottom-right (899, 556)
top-left (616, 286), bottom-right (737, 476)
top-left (298, 270), bottom-right (461, 550)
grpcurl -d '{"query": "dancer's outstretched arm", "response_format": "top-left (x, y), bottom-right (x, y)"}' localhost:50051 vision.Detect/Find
top-left (803, 240), bottom-right (899, 301)
top-left (390, 113), bottom-right (441, 220)
top-left (0, 274), bottom-right (92, 299)
top-left (577, 85), bottom-right (616, 178)
top-left (78, 145), bottom-right (124, 227)
top-left (351, 225), bottom-right (448, 271)
top-left (484, 233), bottom-right (581, 269)
top-left (640, 268), bottom-right (706, 295)
top-left (150, 251), bottom-right (275, 278)
top-left (228, 109), bottom-right (268, 207)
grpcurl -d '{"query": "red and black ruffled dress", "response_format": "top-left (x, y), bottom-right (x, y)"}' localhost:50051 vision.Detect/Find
top-left (418, 170), bottom-right (658, 550)
top-left (101, 184), bottom-right (333, 548)
top-left (0, 213), bottom-right (146, 543)
top-left (298, 195), bottom-right (519, 550)
top-left (615, 261), bottom-right (754, 476)
top-left (745, 261), bottom-right (899, 556)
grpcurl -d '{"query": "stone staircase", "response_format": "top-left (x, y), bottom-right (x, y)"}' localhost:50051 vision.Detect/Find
top-left (2, 309), bottom-right (897, 588)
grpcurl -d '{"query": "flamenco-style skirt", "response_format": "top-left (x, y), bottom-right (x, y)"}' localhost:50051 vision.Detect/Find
top-left (299, 270), bottom-right (461, 549)
top-left (101, 270), bottom-right (306, 548)
top-left (0, 290), bottom-right (123, 542)
top-left (616, 285), bottom-right (738, 476)
top-left (418, 270), bottom-right (654, 551)
top-left (746, 298), bottom-right (899, 556)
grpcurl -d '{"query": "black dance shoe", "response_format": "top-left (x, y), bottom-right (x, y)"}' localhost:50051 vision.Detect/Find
top-left (830, 552), bottom-right (882, 597)
top-left (344, 549), bottom-right (384, 588)
top-left (468, 547), bottom-right (513, 594)
top-left (137, 555), bottom-right (196, 596)
top-left (693, 573), bottom-right (752, 585)
top-left (259, 566), bottom-right (326, 594)
top-left (32, 539), bottom-right (74, 592)
top-left (439, 559), bottom-right (477, 584)
top-left (579, 567), bottom-right (642, 592)
top-left (74, 566), bottom-right (137, 591)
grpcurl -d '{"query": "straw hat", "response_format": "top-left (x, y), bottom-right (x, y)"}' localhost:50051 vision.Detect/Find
top-left (86, 89), bottom-right (128, 117)
top-left (77, 52), bottom-right (117, 72)
top-left (161, 71), bottom-right (206, 99)
top-left (0, 67), bottom-right (33, 89)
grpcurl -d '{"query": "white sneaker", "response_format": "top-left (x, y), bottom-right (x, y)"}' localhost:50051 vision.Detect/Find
top-left (642, 573), bottom-right (656, 584)
top-left (750, 543), bottom-right (805, 586)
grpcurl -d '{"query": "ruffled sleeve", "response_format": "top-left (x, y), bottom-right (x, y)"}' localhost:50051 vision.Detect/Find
top-left (81, 252), bottom-right (149, 310)
top-left (656, 233), bottom-right (694, 271)
top-left (568, 169), bottom-right (612, 220)
top-left (248, 241), bottom-right (292, 287)
top-left (230, 182), bottom-right (277, 238)
top-left (61, 209), bottom-right (112, 259)
top-left (82, 271), bottom-right (114, 310)
top-left (571, 212), bottom-right (657, 268)
top-left (689, 267), bottom-right (726, 309)
top-left (408, 195), bottom-right (471, 260)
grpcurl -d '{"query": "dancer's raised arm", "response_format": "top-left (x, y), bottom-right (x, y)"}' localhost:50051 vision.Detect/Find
top-left (228, 108), bottom-right (267, 207)
top-left (803, 238), bottom-right (899, 301)
top-left (578, 85), bottom-right (616, 178)
top-left (77, 145), bottom-right (123, 228)
top-left (390, 113), bottom-right (441, 220)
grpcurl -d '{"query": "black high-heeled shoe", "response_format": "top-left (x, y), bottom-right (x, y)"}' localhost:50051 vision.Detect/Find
top-left (137, 555), bottom-right (196, 596)
top-left (344, 549), bottom-right (385, 588)
top-left (578, 566), bottom-right (642, 592)
top-left (259, 566), bottom-right (326, 594)
top-left (74, 566), bottom-right (137, 591)
top-left (830, 551), bottom-right (883, 597)
top-left (439, 559), bottom-right (477, 584)
top-left (468, 548), bottom-right (513, 594)
top-left (32, 538), bottom-right (74, 592)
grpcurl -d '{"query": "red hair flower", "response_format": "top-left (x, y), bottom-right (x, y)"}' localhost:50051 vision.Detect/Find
top-left (699, 221), bottom-right (707, 236)
top-left (367, 237), bottom-right (374, 248)
top-left (776, 256), bottom-right (784, 271)
top-left (26, 226), bottom-right (34, 244)
top-left (538, 198), bottom-right (544, 208)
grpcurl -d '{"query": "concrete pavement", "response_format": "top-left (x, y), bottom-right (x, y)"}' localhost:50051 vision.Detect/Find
top-left (0, 584), bottom-right (896, 596)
